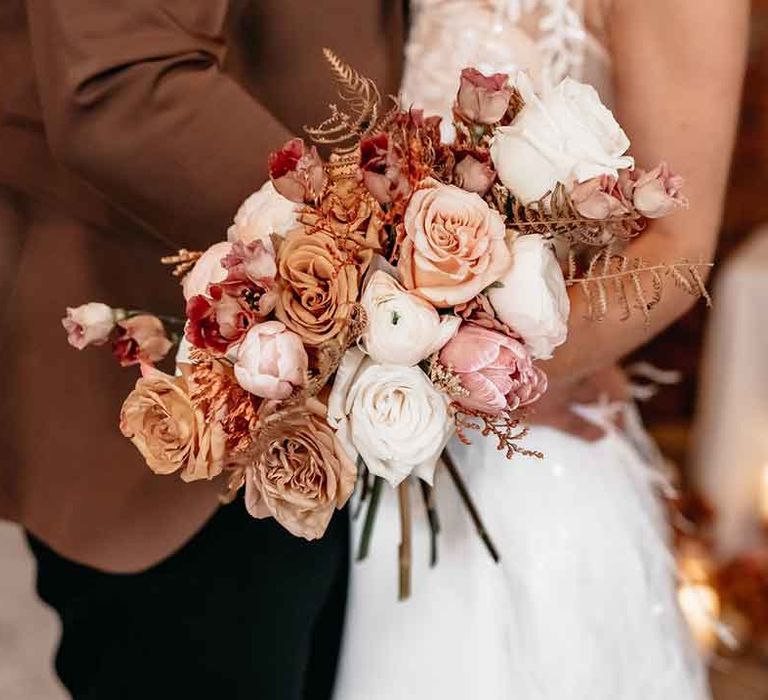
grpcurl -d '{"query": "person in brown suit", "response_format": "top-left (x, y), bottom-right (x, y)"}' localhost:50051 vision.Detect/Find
top-left (0, 1), bottom-right (404, 698)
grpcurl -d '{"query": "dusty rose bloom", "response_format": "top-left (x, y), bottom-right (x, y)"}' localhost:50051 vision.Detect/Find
top-left (268, 138), bottom-right (327, 203)
top-left (398, 179), bottom-right (512, 307)
top-left (234, 321), bottom-right (308, 400)
top-left (570, 175), bottom-right (630, 220)
top-left (629, 163), bottom-right (688, 219)
top-left (120, 366), bottom-right (226, 482)
top-left (439, 323), bottom-right (547, 415)
top-left (454, 152), bottom-right (496, 196)
top-left (62, 302), bottom-right (117, 349)
top-left (360, 133), bottom-right (411, 205)
top-left (112, 315), bottom-right (173, 367)
top-left (245, 398), bottom-right (357, 540)
top-left (456, 68), bottom-right (514, 125)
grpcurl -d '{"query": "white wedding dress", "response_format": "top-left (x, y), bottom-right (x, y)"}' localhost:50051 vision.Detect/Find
top-left (333, 2), bottom-right (711, 698)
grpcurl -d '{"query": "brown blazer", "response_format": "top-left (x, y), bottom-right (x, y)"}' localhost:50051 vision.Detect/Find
top-left (0, 0), bottom-right (404, 571)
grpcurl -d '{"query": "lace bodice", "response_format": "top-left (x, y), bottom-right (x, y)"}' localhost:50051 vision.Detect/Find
top-left (402, 0), bottom-right (613, 131)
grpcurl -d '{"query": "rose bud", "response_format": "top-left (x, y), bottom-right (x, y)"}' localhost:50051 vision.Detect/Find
top-left (112, 315), bottom-right (173, 367)
top-left (439, 323), bottom-right (547, 415)
top-left (455, 68), bottom-right (514, 125)
top-left (360, 133), bottom-right (411, 205)
top-left (630, 163), bottom-right (688, 219)
top-left (234, 321), bottom-right (308, 400)
top-left (570, 175), bottom-right (630, 220)
top-left (268, 138), bottom-right (327, 203)
top-left (454, 153), bottom-right (496, 196)
top-left (62, 302), bottom-right (118, 349)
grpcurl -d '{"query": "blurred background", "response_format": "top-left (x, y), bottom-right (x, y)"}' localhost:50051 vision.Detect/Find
top-left (1, 3), bottom-right (768, 699)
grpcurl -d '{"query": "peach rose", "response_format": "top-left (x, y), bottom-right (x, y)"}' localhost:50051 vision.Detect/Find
top-left (398, 179), bottom-right (512, 307)
top-left (629, 163), bottom-right (688, 219)
top-left (245, 398), bottom-right (356, 540)
top-left (120, 366), bottom-right (226, 483)
top-left (276, 227), bottom-right (367, 346)
top-left (455, 68), bottom-right (514, 125)
top-left (112, 315), bottom-right (173, 367)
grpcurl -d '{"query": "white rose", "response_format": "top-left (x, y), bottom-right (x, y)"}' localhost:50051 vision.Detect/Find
top-left (328, 349), bottom-right (454, 487)
top-left (182, 241), bottom-right (232, 300)
top-left (62, 302), bottom-right (118, 349)
top-left (361, 271), bottom-right (460, 366)
top-left (227, 181), bottom-right (298, 245)
top-left (487, 234), bottom-right (569, 360)
top-left (490, 74), bottom-right (634, 204)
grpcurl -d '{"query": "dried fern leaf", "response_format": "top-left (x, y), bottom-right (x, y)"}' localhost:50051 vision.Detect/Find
top-left (567, 251), bottom-right (713, 322)
top-left (304, 49), bottom-right (383, 152)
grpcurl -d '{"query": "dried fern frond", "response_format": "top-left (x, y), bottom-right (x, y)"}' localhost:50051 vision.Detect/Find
top-left (161, 249), bottom-right (203, 279)
top-left (491, 183), bottom-right (645, 247)
top-left (304, 49), bottom-right (383, 152)
top-left (427, 355), bottom-right (470, 399)
top-left (568, 250), bottom-right (713, 322)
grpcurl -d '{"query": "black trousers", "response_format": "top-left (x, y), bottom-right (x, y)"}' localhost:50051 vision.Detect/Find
top-left (26, 498), bottom-right (350, 700)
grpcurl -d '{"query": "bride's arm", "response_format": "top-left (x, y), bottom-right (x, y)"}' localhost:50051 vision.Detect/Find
top-left (542, 0), bottom-right (749, 387)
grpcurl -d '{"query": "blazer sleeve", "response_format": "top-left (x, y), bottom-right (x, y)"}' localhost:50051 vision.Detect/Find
top-left (25, 0), bottom-right (293, 249)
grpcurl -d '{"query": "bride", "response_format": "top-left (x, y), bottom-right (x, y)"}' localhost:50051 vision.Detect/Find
top-left (333, 1), bottom-right (747, 698)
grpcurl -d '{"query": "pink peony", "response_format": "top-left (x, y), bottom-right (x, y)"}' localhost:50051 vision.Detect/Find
top-left (62, 302), bottom-right (117, 349)
top-left (439, 323), bottom-right (547, 415)
top-left (455, 68), bottom-right (514, 125)
top-left (628, 163), bottom-right (688, 219)
top-left (268, 138), bottom-right (326, 203)
top-left (112, 315), bottom-right (173, 367)
top-left (234, 321), bottom-right (308, 400)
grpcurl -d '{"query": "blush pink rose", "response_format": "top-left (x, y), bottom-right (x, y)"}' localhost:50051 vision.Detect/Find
top-left (628, 163), bottom-right (688, 219)
top-left (62, 302), bottom-right (117, 349)
top-left (112, 315), bottom-right (173, 367)
top-left (182, 241), bottom-right (232, 301)
top-left (398, 179), bottom-right (512, 308)
top-left (454, 152), bottom-right (497, 196)
top-left (456, 68), bottom-right (514, 125)
top-left (268, 138), bottom-right (327, 203)
top-left (234, 321), bottom-right (308, 400)
top-left (439, 323), bottom-right (547, 415)
top-left (570, 175), bottom-right (631, 220)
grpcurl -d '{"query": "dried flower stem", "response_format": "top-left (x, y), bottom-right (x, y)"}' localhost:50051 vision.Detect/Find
top-left (398, 481), bottom-right (412, 601)
top-left (441, 450), bottom-right (500, 563)
top-left (419, 481), bottom-right (440, 568)
top-left (357, 475), bottom-right (384, 562)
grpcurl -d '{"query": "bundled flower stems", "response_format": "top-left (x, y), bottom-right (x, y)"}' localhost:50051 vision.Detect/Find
top-left (62, 51), bottom-right (710, 600)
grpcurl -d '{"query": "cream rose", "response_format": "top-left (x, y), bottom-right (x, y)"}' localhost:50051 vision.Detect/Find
top-left (490, 74), bottom-right (634, 204)
top-left (227, 181), bottom-right (298, 245)
top-left (361, 271), bottom-right (460, 366)
top-left (328, 349), bottom-right (454, 487)
top-left (487, 235), bottom-right (569, 360)
top-left (398, 179), bottom-right (512, 307)
top-left (182, 241), bottom-right (232, 301)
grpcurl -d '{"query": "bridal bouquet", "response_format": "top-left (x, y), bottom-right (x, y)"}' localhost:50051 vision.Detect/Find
top-left (62, 51), bottom-right (707, 598)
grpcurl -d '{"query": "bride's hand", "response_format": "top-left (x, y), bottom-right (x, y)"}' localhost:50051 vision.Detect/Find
top-left (528, 366), bottom-right (630, 441)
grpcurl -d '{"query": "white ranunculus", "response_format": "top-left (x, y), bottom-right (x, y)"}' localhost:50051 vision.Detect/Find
top-left (361, 270), bottom-right (460, 366)
top-left (490, 74), bottom-right (634, 204)
top-left (227, 181), bottom-right (298, 245)
top-left (487, 234), bottom-right (569, 360)
top-left (328, 348), bottom-right (454, 487)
